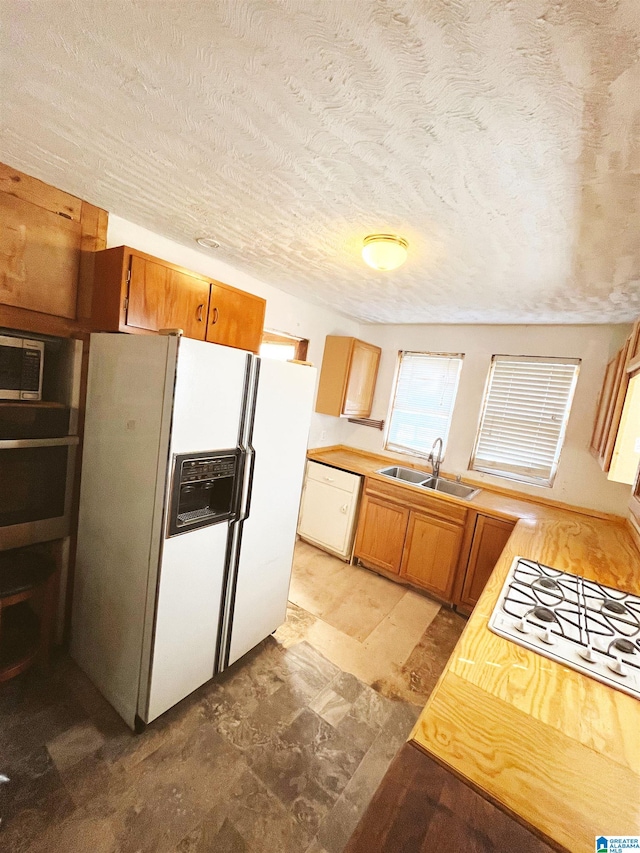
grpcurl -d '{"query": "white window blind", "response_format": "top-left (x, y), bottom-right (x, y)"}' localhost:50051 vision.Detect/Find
top-left (471, 356), bottom-right (580, 486)
top-left (385, 352), bottom-right (463, 457)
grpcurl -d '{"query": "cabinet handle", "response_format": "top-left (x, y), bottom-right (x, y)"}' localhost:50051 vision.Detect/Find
top-left (324, 476), bottom-right (335, 482)
top-left (340, 504), bottom-right (348, 514)
top-left (197, 304), bottom-right (204, 322)
top-left (211, 307), bottom-right (219, 325)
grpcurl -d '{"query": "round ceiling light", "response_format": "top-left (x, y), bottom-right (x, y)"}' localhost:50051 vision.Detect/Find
top-left (362, 234), bottom-right (408, 271)
top-left (196, 236), bottom-right (220, 249)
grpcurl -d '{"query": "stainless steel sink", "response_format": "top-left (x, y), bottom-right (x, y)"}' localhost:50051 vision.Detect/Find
top-left (377, 465), bottom-right (481, 500)
top-left (377, 465), bottom-right (429, 484)
top-left (421, 477), bottom-right (480, 500)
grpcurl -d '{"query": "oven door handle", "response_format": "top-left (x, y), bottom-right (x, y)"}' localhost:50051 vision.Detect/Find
top-left (238, 446), bottom-right (256, 522)
top-left (0, 435), bottom-right (80, 449)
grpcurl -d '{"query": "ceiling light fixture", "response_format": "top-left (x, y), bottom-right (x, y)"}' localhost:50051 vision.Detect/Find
top-left (196, 236), bottom-right (220, 249)
top-left (362, 234), bottom-right (408, 271)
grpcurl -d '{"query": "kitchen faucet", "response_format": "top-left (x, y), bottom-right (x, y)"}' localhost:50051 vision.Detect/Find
top-left (428, 437), bottom-right (443, 480)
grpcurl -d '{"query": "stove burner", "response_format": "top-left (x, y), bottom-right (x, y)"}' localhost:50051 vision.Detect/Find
top-left (532, 606), bottom-right (556, 623)
top-left (612, 638), bottom-right (636, 654)
top-left (491, 556), bottom-right (640, 701)
top-left (602, 600), bottom-right (627, 615)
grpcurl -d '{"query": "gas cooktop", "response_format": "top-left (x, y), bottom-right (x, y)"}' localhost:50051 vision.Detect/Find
top-left (489, 556), bottom-right (640, 699)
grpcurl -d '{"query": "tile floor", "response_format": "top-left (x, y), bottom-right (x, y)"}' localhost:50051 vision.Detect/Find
top-left (279, 541), bottom-right (464, 705)
top-left (0, 542), bottom-right (466, 853)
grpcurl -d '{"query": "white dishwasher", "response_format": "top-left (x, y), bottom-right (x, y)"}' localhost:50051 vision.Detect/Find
top-left (297, 460), bottom-right (363, 561)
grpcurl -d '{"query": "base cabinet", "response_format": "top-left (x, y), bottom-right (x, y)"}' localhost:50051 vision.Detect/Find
top-left (456, 514), bottom-right (515, 612)
top-left (354, 478), bottom-right (467, 599)
top-left (353, 476), bottom-right (515, 608)
top-left (400, 511), bottom-right (464, 599)
top-left (353, 494), bottom-right (409, 575)
top-left (345, 743), bottom-right (556, 853)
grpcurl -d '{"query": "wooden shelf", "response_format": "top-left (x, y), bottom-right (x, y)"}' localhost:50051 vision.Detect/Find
top-left (0, 547), bottom-right (56, 600)
top-left (0, 547), bottom-right (57, 682)
top-left (0, 603), bottom-right (40, 682)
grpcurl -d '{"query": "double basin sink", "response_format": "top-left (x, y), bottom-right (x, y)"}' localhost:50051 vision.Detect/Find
top-left (377, 466), bottom-right (480, 500)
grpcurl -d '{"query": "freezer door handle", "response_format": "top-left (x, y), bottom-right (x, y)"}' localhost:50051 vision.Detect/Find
top-left (239, 446), bottom-right (256, 522)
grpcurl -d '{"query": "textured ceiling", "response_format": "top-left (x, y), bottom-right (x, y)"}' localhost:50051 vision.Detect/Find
top-left (1, 0), bottom-right (640, 324)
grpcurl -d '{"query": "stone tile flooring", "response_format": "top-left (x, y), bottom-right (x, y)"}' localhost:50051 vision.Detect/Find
top-left (0, 544), bottom-right (467, 853)
top-left (278, 541), bottom-right (458, 705)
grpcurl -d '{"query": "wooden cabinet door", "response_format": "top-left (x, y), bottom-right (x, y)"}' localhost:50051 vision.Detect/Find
top-left (126, 256), bottom-right (209, 339)
top-left (630, 459), bottom-right (640, 528)
top-left (590, 355), bottom-right (618, 459)
top-left (0, 192), bottom-right (81, 319)
top-left (458, 515), bottom-right (514, 611)
top-left (206, 282), bottom-right (266, 353)
top-left (166, 268), bottom-right (209, 340)
top-left (315, 337), bottom-right (382, 417)
top-left (354, 495), bottom-right (409, 575)
top-left (343, 340), bottom-right (381, 417)
top-left (0, 164), bottom-right (107, 334)
top-left (400, 511), bottom-right (464, 600)
top-left (591, 320), bottom-right (640, 472)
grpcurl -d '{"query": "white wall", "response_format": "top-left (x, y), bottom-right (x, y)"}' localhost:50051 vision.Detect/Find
top-left (341, 324), bottom-right (632, 516)
top-left (104, 220), bottom-right (631, 515)
top-left (106, 215), bottom-right (358, 447)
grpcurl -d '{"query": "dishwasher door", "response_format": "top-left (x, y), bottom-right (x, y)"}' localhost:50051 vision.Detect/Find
top-left (297, 461), bottom-right (362, 560)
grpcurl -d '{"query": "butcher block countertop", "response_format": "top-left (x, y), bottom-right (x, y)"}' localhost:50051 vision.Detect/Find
top-left (307, 446), bottom-right (640, 852)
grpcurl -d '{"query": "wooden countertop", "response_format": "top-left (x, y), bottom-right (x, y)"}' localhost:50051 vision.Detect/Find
top-left (307, 445), bottom-right (621, 523)
top-left (345, 742), bottom-right (557, 853)
top-left (307, 446), bottom-right (640, 852)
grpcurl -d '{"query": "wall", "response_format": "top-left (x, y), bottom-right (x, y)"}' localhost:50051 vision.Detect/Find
top-left (342, 324), bottom-right (632, 516)
top-left (105, 219), bottom-right (632, 514)
top-left (106, 215), bottom-right (358, 448)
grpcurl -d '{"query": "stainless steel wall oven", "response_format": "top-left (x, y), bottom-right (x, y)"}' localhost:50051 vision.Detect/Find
top-left (0, 332), bottom-right (81, 551)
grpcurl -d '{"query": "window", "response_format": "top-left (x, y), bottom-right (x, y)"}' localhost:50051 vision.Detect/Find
top-left (259, 331), bottom-right (308, 362)
top-left (470, 355), bottom-right (580, 487)
top-left (385, 352), bottom-right (464, 457)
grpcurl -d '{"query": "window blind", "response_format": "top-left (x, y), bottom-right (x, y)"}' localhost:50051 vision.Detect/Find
top-left (385, 352), bottom-right (463, 456)
top-left (471, 356), bottom-right (580, 486)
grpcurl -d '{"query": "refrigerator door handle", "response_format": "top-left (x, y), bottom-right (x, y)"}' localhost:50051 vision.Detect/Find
top-left (232, 446), bottom-right (247, 519)
top-left (239, 446), bottom-right (256, 521)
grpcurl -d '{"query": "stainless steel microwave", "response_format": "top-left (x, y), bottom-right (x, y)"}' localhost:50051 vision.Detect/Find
top-left (0, 335), bottom-right (44, 401)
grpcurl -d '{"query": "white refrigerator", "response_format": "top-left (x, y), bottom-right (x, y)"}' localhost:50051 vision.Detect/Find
top-left (71, 333), bottom-right (316, 730)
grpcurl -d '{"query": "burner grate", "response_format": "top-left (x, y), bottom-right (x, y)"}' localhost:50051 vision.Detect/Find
top-left (489, 556), bottom-right (640, 700)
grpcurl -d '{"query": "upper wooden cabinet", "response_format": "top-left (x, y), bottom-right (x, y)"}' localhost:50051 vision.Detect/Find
top-left (315, 336), bottom-right (381, 418)
top-left (629, 459), bottom-right (640, 530)
top-left (91, 246), bottom-right (265, 352)
top-left (0, 162), bottom-right (107, 336)
top-left (127, 255), bottom-right (210, 340)
top-left (206, 280), bottom-right (266, 353)
top-left (590, 320), bottom-right (640, 473)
